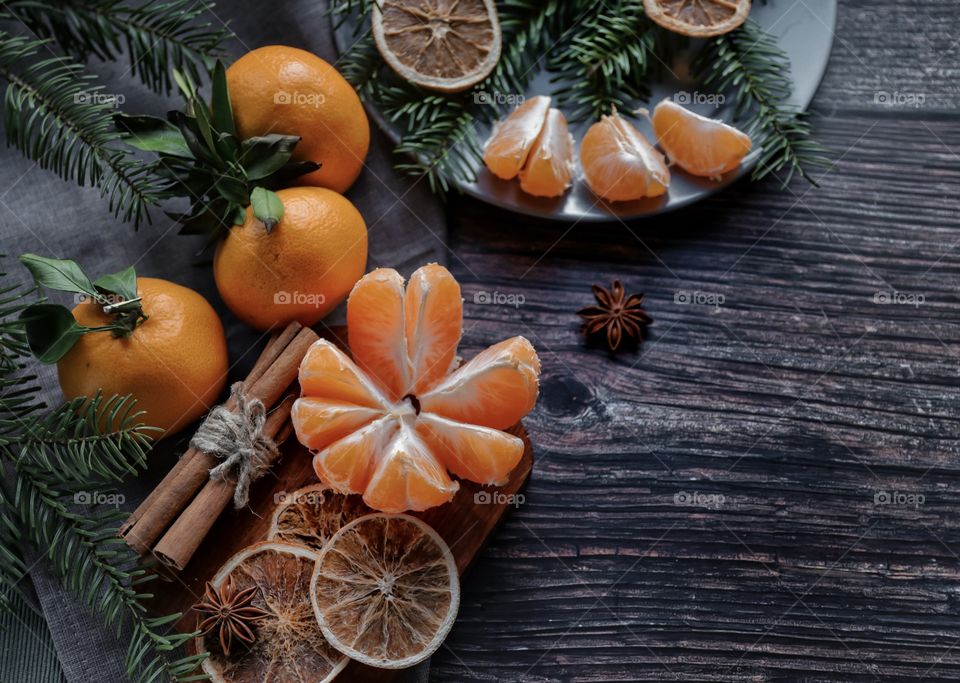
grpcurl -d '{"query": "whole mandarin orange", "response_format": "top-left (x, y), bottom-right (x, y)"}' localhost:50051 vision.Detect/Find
top-left (226, 45), bottom-right (370, 193)
top-left (213, 187), bottom-right (368, 331)
top-left (57, 277), bottom-right (228, 436)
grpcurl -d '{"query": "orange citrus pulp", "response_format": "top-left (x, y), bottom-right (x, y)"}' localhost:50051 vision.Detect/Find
top-left (651, 98), bottom-right (752, 178)
top-left (484, 96), bottom-right (574, 197)
top-left (292, 264), bottom-right (540, 513)
top-left (580, 112), bottom-right (670, 202)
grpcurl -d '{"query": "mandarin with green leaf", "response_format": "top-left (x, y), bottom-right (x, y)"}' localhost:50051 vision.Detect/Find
top-left (58, 277), bottom-right (228, 436)
top-left (226, 46), bottom-right (370, 193)
top-left (213, 187), bottom-right (368, 331)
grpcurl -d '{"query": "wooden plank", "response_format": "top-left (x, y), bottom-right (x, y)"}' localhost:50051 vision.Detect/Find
top-left (425, 110), bottom-right (960, 681)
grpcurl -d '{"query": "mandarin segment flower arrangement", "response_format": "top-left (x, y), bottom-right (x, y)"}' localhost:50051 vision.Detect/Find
top-left (0, 0), bottom-right (831, 680)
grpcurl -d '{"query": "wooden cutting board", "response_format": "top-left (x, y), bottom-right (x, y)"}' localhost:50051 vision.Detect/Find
top-left (150, 411), bottom-right (532, 682)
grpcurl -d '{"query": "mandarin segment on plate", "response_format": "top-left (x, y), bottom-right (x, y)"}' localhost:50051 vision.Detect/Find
top-left (518, 107), bottom-right (576, 198)
top-left (310, 514), bottom-right (460, 669)
top-left (293, 263), bottom-right (541, 513)
top-left (483, 95), bottom-right (551, 180)
top-left (652, 98), bottom-right (752, 178)
top-left (198, 542), bottom-right (347, 683)
top-left (580, 112), bottom-right (671, 202)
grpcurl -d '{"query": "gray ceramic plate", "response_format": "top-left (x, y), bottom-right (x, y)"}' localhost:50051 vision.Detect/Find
top-left (334, 0), bottom-right (837, 221)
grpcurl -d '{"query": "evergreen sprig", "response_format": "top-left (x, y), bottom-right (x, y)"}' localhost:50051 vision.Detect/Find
top-left (0, 2), bottom-right (229, 227)
top-left (696, 20), bottom-right (831, 184)
top-left (0, 261), bottom-right (204, 682)
top-left (548, 0), bottom-right (656, 122)
top-left (0, 33), bottom-right (166, 225)
top-left (4, 0), bottom-right (229, 94)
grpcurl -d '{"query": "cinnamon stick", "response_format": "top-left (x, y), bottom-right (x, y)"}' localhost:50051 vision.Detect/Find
top-left (122, 323), bottom-right (315, 555)
top-left (153, 396), bottom-right (296, 570)
top-left (119, 324), bottom-right (300, 538)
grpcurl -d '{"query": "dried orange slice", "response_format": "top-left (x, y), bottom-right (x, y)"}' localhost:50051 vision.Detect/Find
top-left (518, 108), bottom-right (575, 198)
top-left (643, 0), bottom-right (751, 37)
top-left (372, 0), bottom-right (502, 93)
top-left (268, 484), bottom-right (371, 552)
top-left (310, 513), bottom-right (460, 669)
top-left (652, 99), bottom-right (752, 178)
top-left (483, 95), bottom-right (550, 180)
top-left (580, 112), bottom-right (670, 202)
top-left (199, 542), bottom-right (347, 683)
top-left (294, 263), bottom-right (539, 513)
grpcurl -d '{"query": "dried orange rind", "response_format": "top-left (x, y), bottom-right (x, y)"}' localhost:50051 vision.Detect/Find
top-left (310, 514), bottom-right (460, 668)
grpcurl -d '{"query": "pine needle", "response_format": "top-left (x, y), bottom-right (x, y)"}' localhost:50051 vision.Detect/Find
top-left (696, 20), bottom-right (831, 184)
top-left (0, 260), bottom-right (204, 681)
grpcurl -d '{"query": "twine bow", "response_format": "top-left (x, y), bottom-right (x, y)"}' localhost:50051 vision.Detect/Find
top-left (191, 382), bottom-right (278, 509)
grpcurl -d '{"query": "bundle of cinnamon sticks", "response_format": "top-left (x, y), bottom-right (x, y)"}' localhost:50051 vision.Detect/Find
top-left (120, 321), bottom-right (318, 571)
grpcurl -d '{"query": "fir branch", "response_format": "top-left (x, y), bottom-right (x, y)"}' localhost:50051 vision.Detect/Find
top-left (5, 0), bottom-right (230, 94)
top-left (378, 82), bottom-right (483, 193)
top-left (547, 0), bottom-right (655, 122)
top-left (8, 471), bottom-right (203, 682)
top-left (696, 20), bottom-right (830, 184)
top-left (6, 392), bottom-right (156, 484)
top-left (0, 261), bottom-right (203, 680)
top-left (0, 33), bottom-right (166, 225)
top-left (330, 0), bottom-right (589, 191)
top-left (0, 487), bottom-right (27, 617)
top-left (337, 32), bottom-right (380, 97)
top-left (487, 0), bottom-right (584, 98)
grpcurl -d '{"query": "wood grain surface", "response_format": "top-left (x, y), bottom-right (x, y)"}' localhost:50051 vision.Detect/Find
top-left (419, 2), bottom-right (960, 680)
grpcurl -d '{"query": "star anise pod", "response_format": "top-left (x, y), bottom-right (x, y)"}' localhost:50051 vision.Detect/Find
top-left (577, 280), bottom-right (653, 351)
top-left (194, 576), bottom-right (269, 657)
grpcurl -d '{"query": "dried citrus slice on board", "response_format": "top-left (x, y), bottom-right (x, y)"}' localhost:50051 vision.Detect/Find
top-left (642, 0), bottom-right (751, 37)
top-left (652, 99), bottom-right (752, 177)
top-left (198, 542), bottom-right (347, 683)
top-left (294, 263), bottom-right (539, 513)
top-left (483, 95), bottom-right (550, 180)
top-left (580, 112), bottom-right (671, 202)
top-left (310, 514), bottom-right (460, 669)
top-left (518, 108), bottom-right (575, 198)
top-left (267, 484), bottom-right (371, 552)
top-left (372, 0), bottom-right (502, 93)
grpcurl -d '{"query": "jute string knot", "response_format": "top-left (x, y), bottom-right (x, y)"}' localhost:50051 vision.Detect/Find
top-left (191, 382), bottom-right (278, 509)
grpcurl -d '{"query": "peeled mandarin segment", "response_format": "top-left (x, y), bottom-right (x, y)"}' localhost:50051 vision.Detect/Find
top-left (482, 95), bottom-right (551, 180)
top-left (518, 107), bottom-right (575, 198)
top-left (580, 113), bottom-right (670, 202)
top-left (299, 339), bottom-right (390, 409)
top-left (347, 268), bottom-right (411, 401)
top-left (405, 264), bottom-right (463, 395)
top-left (313, 415), bottom-right (398, 494)
top-left (291, 398), bottom-right (383, 451)
top-left (652, 99), bottom-right (752, 177)
top-left (419, 336), bottom-right (540, 431)
top-left (363, 423), bottom-right (459, 513)
top-left (416, 412), bottom-right (524, 485)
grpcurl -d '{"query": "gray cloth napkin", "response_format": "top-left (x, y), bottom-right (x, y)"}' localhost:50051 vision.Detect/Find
top-left (0, 1), bottom-right (441, 681)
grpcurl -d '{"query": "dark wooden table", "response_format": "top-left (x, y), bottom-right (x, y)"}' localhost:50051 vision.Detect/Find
top-left (431, 2), bottom-right (960, 680)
